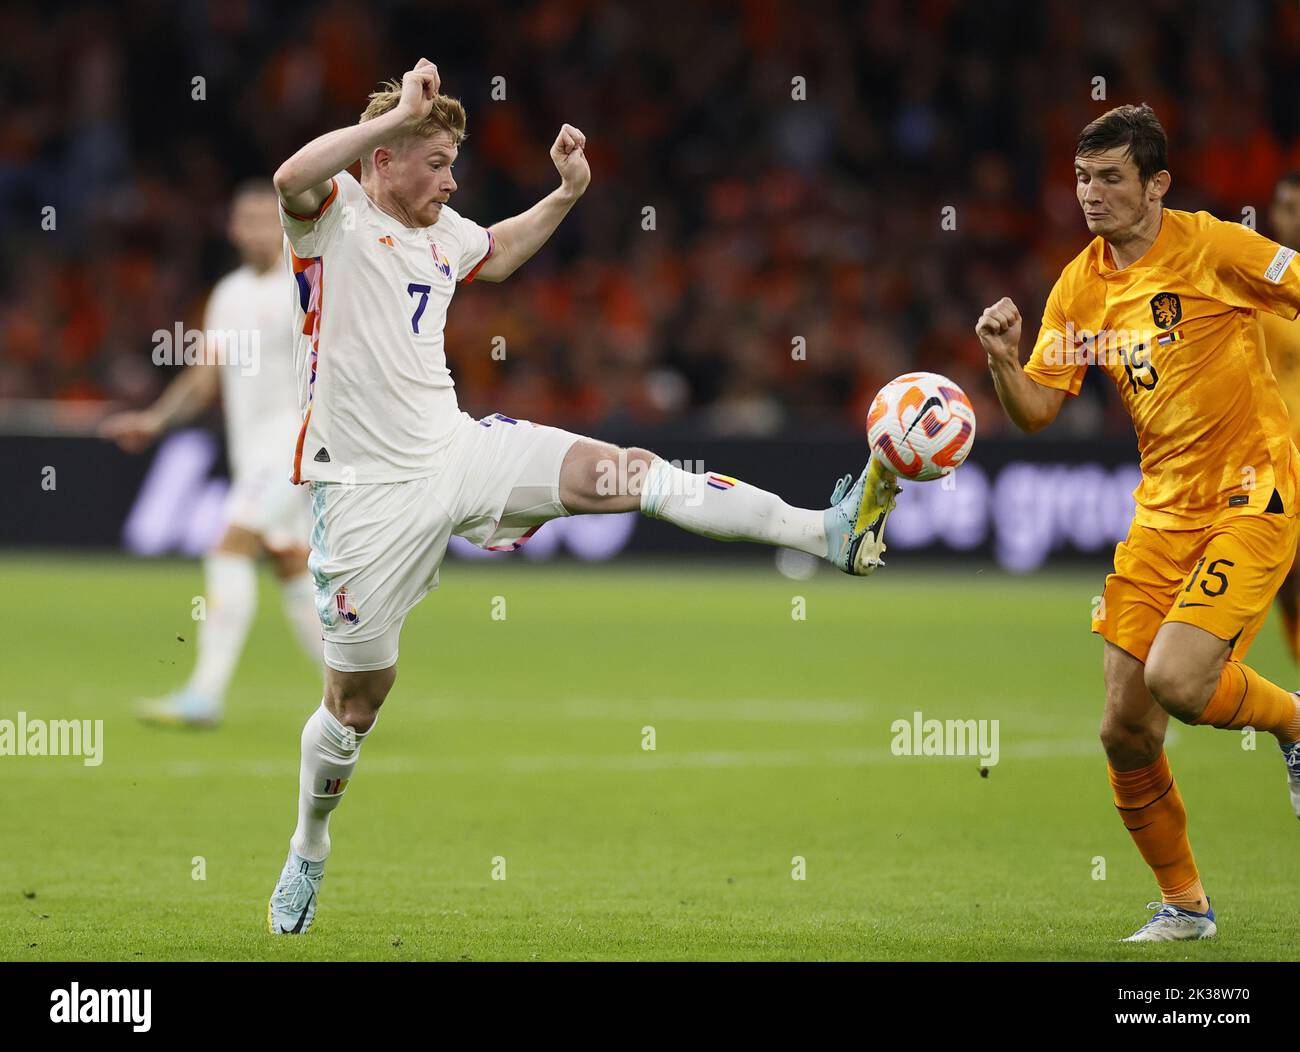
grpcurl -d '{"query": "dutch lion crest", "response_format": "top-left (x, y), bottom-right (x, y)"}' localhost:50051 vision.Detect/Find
top-left (1149, 291), bottom-right (1182, 330)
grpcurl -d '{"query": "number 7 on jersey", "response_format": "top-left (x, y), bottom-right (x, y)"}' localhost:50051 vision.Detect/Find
top-left (407, 282), bottom-right (432, 335)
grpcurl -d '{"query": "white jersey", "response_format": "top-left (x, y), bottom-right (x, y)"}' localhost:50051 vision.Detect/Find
top-left (203, 264), bottom-right (301, 481)
top-left (279, 170), bottom-right (493, 484)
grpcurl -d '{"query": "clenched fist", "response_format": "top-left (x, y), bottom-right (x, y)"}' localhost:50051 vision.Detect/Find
top-left (976, 297), bottom-right (1022, 366)
top-left (551, 124), bottom-right (590, 197)
top-left (396, 58), bottom-right (441, 125)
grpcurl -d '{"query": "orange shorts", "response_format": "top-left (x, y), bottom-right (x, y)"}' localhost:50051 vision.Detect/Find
top-left (1091, 510), bottom-right (1299, 663)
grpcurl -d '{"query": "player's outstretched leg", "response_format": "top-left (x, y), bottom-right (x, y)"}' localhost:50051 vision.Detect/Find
top-left (578, 446), bottom-right (902, 576)
top-left (268, 664), bottom-right (390, 935)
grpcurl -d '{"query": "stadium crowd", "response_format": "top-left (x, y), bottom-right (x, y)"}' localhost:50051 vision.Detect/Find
top-left (2, 0), bottom-right (1298, 438)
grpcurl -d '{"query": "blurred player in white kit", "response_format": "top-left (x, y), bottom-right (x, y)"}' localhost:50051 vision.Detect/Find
top-left (102, 182), bottom-right (321, 727)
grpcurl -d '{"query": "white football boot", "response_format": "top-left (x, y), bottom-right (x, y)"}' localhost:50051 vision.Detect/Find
top-left (823, 456), bottom-right (902, 576)
top-left (267, 850), bottom-right (324, 935)
top-left (1121, 900), bottom-right (1216, 942)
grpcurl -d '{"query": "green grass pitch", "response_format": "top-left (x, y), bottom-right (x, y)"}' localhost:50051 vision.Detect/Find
top-left (1, 553), bottom-right (1296, 961)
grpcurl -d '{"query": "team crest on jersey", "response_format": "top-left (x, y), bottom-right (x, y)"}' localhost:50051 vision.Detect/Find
top-left (429, 242), bottom-right (453, 280)
top-left (334, 587), bottom-right (359, 625)
top-left (1149, 291), bottom-right (1182, 330)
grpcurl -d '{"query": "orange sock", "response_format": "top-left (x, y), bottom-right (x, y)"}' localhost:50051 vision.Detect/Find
top-left (1108, 753), bottom-right (1207, 912)
top-left (1193, 661), bottom-right (1300, 742)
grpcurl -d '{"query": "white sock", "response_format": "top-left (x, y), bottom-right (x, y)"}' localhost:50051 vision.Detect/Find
top-left (279, 573), bottom-right (322, 664)
top-left (639, 458), bottom-right (828, 557)
top-left (186, 553), bottom-right (257, 708)
top-left (291, 702), bottom-right (373, 862)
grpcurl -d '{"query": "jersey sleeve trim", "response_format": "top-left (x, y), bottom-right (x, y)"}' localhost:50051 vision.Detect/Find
top-left (1023, 360), bottom-right (1085, 397)
top-left (281, 178), bottom-right (340, 223)
top-left (460, 229), bottom-right (495, 284)
top-left (1269, 251), bottom-right (1300, 320)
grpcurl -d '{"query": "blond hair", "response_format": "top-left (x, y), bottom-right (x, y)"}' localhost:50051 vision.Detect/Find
top-left (359, 79), bottom-right (468, 172)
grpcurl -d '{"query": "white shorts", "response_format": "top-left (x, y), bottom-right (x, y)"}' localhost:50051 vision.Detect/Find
top-left (308, 411), bottom-right (583, 672)
top-left (225, 459), bottom-right (312, 552)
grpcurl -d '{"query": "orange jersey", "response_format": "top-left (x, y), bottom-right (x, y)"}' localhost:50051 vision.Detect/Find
top-left (1260, 307), bottom-right (1300, 445)
top-left (1025, 209), bottom-right (1300, 529)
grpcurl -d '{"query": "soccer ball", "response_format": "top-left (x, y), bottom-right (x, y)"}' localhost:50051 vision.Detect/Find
top-left (867, 372), bottom-right (976, 481)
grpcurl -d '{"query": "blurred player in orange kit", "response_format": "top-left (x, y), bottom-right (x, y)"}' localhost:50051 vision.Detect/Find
top-left (1261, 172), bottom-right (1300, 665)
top-left (976, 105), bottom-right (1300, 942)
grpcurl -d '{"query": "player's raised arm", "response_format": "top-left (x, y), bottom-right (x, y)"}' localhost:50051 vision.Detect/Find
top-left (472, 124), bottom-right (590, 283)
top-left (977, 296), bottom-right (1067, 433)
top-left (273, 58), bottom-right (443, 217)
